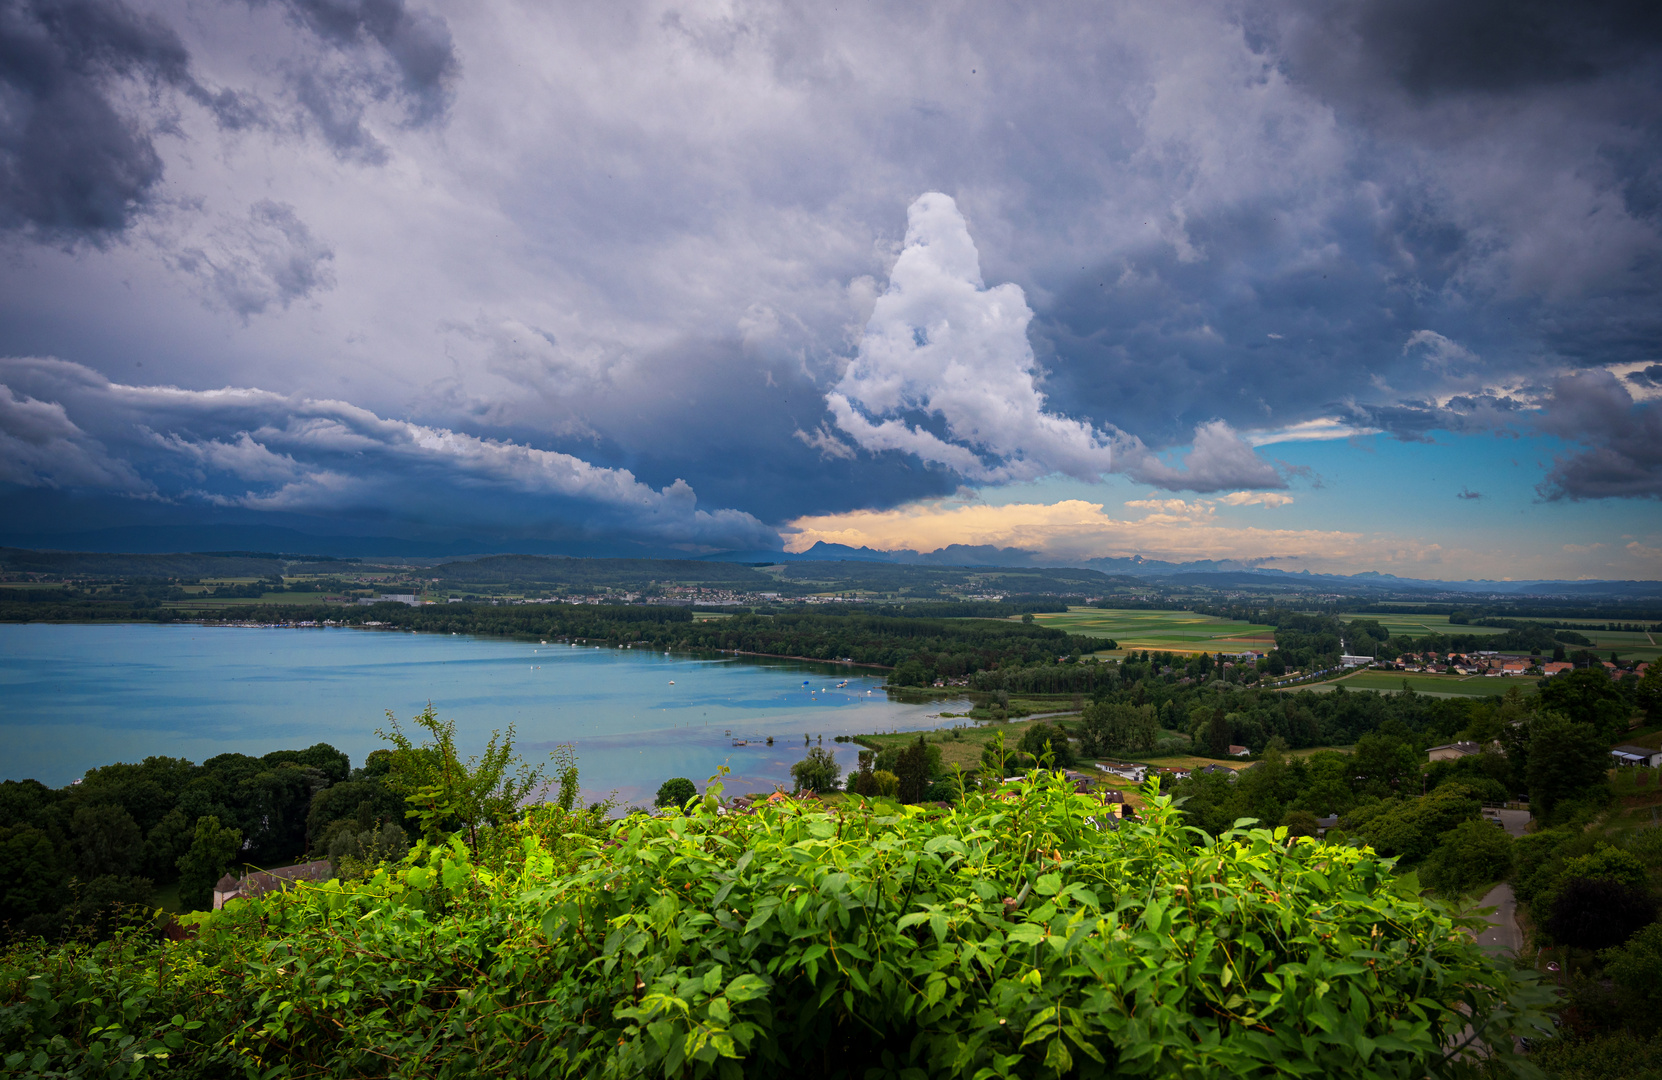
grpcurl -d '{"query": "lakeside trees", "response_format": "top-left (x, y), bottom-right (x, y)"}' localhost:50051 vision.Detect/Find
top-left (0, 742), bottom-right (406, 940)
top-left (0, 600), bottom-right (1105, 686)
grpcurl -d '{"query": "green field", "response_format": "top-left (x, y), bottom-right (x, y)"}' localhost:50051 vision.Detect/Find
top-left (1031, 608), bottom-right (1276, 655)
top-left (1344, 613), bottom-right (1660, 662)
top-left (1341, 613), bottom-right (1505, 637)
top-left (1302, 671), bottom-right (1537, 697)
top-left (1569, 628), bottom-right (1660, 663)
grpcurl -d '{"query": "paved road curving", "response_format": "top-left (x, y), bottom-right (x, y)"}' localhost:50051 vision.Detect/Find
top-left (1476, 883), bottom-right (1521, 956)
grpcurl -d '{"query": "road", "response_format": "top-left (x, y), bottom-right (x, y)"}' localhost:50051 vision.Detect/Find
top-left (1471, 810), bottom-right (1528, 957)
top-left (1475, 883), bottom-right (1521, 956)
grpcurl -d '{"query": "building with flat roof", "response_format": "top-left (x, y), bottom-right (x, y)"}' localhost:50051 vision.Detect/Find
top-left (1428, 741), bottom-right (1482, 762)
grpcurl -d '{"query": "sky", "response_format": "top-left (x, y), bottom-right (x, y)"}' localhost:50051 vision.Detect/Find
top-left (0, 0), bottom-right (1659, 580)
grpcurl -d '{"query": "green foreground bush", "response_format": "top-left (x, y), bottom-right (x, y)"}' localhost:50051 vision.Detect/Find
top-left (1, 774), bottom-right (1550, 1079)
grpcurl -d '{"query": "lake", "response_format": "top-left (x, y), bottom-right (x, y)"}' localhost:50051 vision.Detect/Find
top-left (0, 623), bottom-right (971, 804)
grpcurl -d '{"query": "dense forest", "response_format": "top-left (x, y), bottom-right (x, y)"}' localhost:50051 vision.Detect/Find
top-left (0, 742), bottom-right (411, 942)
top-left (1163, 668), bottom-right (1647, 831)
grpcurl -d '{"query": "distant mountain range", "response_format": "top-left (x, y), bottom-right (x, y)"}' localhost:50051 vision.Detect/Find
top-left (3, 527), bottom-right (1658, 598)
top-left (704, 542), bottom-right (1662, 598)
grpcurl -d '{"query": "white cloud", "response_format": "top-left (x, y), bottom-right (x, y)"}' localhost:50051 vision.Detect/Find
top-left (1246, 417), bottom-right (1379, 446)
top-left (826, 193), bottom-right (1286, 493)
top-left (1219, 491), bottom-right (1294, 507)
top-left (792, 423), bottom-right (857, 460)
top-left (828, 193), bottom-right (1115, 484)
top-left (1404, 330), bottom-right (1477, 373)
top-left (167, 201), bottom-right (336, 319)
top-left (1114, 419), bottom-right (1286, 492)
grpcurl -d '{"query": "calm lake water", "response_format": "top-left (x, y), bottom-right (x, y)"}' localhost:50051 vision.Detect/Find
top-left (0, 623), bottom-right (971, 804)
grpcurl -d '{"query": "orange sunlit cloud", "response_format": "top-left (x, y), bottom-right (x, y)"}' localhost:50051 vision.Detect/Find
top-left (782, 497), bottom-right (1453, 572)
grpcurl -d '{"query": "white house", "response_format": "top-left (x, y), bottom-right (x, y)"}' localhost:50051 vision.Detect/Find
top-left (1611, 745), bottom-right (1662, 768)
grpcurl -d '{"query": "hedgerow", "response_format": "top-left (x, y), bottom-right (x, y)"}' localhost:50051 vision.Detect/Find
top-left (1, 774), bottom-right (1550, 1078)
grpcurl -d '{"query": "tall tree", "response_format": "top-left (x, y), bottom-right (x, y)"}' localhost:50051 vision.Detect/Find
top-left (175, 816), bottom-right (244, 911)
top-left (895, 737), bottom-right (934, 803)
top-left (378, 705), bottom-right (550, 853)
top-left (1526, 713), bottom-right (1610, 818)
top-left (70, 804), bottom-right (141, 880)
top-left (789, 747), bottom-right (841, 795)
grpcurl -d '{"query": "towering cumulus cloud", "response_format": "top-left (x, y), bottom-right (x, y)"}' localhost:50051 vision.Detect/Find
top-left (827, 193), bottom-right (1115, 483)
top-left (825, 194), bottom-right (1284, 493)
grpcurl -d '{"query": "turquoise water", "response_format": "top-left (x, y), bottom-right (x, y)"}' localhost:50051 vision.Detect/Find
top-left (0, 624), bottom-right (970, 804)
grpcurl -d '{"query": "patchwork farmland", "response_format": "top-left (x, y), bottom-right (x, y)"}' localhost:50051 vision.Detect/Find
top-left (1030, 608), bottom-right (1277, 656)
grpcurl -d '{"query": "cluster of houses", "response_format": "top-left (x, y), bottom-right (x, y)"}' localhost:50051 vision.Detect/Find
top-left (1389, 653), bottom-right (1649, 679)
top-left (1427, 738), bottom-right (1662, 770)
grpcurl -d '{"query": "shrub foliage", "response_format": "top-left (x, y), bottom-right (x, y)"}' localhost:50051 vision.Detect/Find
top-left (1, 773), bottom-right (1550, 1079)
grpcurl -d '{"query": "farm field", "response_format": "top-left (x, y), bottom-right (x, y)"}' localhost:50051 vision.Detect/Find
top-left (1031, 608), bottom-right (1276, 655)
top-left (1301, 671), bottom-right (1536, 697)
top-left (1341, 613), bottom-right (1505, 637)
top-left (1571, 629), bottom-right (1661, 663)
top-left (1344, 612), bottom-right (1660, 662)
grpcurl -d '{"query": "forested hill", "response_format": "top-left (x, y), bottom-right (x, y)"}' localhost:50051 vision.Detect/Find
top-left (0, 548), bottom-right (303, 579)
top-left (427, 555), bottom-right (777, 589)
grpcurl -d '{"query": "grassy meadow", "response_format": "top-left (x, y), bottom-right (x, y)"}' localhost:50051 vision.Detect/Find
top-left (1340, 612), bottom-right (1506, 637)
top-left (1030, 607), bottom-right (1276, 656)
top-left (1302, 670), bottom-right (1537, 697)
top-left (1569, 627), bottom-right (1661, 663)
top-left (1342, 611), bottom-right (1660, 662)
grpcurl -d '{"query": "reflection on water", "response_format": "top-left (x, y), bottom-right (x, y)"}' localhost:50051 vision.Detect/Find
top-left (0, 623), bottom-right (973, 803)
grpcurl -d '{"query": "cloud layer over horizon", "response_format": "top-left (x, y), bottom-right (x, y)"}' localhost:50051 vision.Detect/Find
top-left (0, 0), bottom-right (1658, 574)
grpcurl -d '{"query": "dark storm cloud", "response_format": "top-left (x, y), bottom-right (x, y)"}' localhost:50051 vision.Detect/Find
top-left (0, 0), bottom-right (456, 243)
top-left (1278, 0), bottom-right (1662, 98)
top-left (2, 0), bottom-right (1660, 549)
top-left (0, 356), bottom-right (777, 549)
top-left (265, 0), bottom-right (457, 158)
top-left (1535, 371), bottom-right (1662, 500)
top-left (1024, 0), bottom-right (1662, 481)
top-left (434, 327), bottom-right (960, 525)
top-left (0, 0), bottom-right (195, 238)
top-left (278, 0), bottom-right (456, 121)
